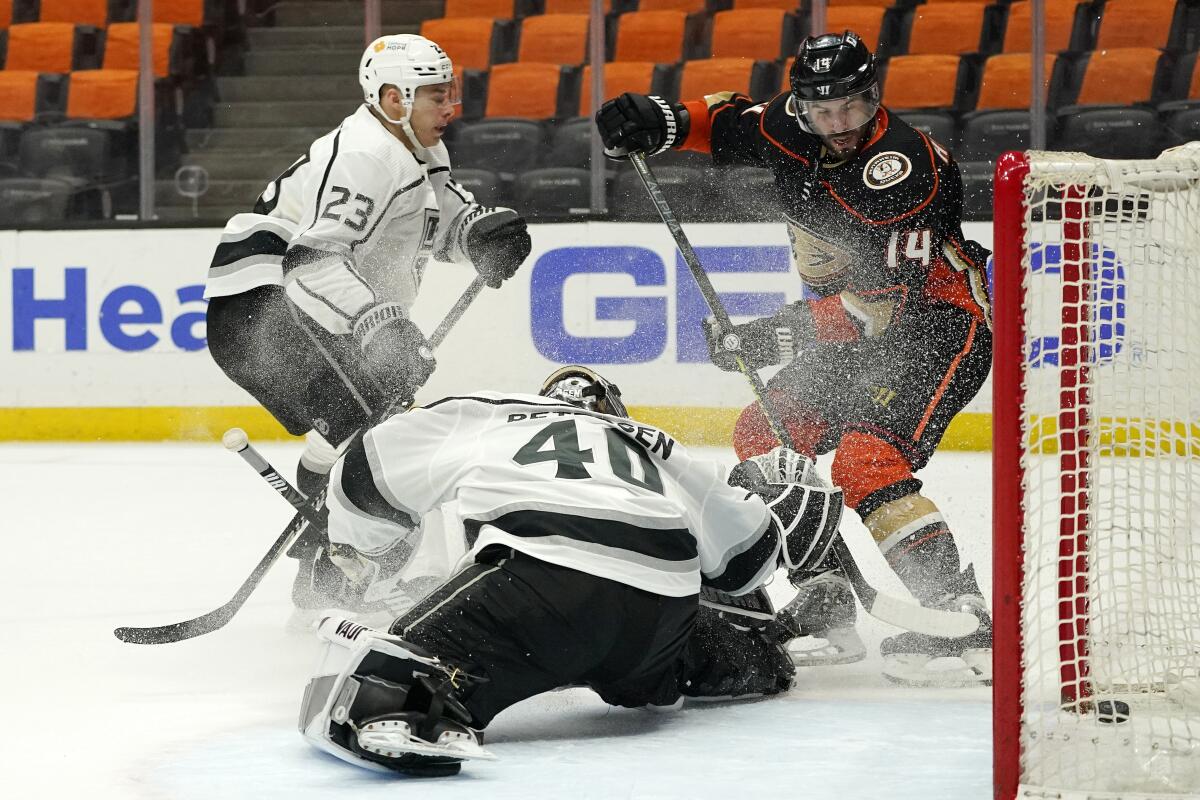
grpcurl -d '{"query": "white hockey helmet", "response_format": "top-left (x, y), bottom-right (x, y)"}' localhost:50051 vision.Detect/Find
top-left (359, 34), bottom-right (459, 124)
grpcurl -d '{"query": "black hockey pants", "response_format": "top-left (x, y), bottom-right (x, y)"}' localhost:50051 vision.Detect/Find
top-left (389, 547), bottom-right (699, 727)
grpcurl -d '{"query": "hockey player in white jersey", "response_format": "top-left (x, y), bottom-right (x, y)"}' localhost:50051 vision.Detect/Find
top-left (203, 34), bottom-right (531, 611)
top-left (297, 365), bottom-right (844, 776)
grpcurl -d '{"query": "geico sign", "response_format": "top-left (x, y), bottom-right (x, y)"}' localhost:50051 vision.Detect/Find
top-left (529, 245), bottom-right (796, 363)
top-left (10, 267), bottom-right (207, 352)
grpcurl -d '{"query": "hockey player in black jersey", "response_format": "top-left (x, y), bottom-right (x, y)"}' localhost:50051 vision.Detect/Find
top-left (596, 32), bottom-right (992, 687)
top-left (202, 34), bottom-right (531, 617)
top-left (296, 366), bottom-right (840, 775)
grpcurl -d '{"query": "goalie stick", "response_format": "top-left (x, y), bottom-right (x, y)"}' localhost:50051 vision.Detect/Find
top-left (628, 152), bottom-right (977, 639)
top-left (113, 276), bottom-right (487, 645)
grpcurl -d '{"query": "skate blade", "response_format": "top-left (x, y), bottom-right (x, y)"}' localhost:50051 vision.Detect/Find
top-left (881, 652), bottom-right (992, 688)
top-left (358, 722), bottom-right (497, 762)
top-left (788, 627), bottom-right (867, 667)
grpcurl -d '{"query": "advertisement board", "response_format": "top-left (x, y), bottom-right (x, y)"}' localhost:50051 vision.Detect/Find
top-left (0, 222), bottom-right (997, 444)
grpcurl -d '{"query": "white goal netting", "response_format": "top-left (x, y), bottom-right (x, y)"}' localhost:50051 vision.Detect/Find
top-left (1012, 146), bottom-right (1200, 798)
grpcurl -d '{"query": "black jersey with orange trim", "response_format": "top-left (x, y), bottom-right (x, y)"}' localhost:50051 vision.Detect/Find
top-left (679, 92), bottom-right (991, 339)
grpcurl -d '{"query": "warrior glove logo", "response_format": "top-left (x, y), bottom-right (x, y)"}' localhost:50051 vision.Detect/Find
top-left (863, 151), bottom-right (911, 190)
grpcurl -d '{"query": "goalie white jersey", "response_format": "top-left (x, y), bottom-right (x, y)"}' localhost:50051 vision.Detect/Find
top-left (204, 104), bottom-right (486, 334)
top-left (326, 392), bottom-right (780, 598)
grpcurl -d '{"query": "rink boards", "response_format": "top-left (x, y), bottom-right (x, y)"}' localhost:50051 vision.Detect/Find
top-left (0, 221), bottom-right (998, 443)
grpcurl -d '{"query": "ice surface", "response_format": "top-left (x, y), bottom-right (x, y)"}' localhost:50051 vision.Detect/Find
top-left (0, 442), bottom-right (993, 799)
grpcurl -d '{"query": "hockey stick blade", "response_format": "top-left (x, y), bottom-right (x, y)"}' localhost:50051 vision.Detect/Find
top-left (832, 538), bottom-right (979, 638)
top-left (113, 508), bottom-right (309, 644)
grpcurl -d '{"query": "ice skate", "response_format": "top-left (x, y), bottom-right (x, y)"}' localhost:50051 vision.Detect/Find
top-left (781, 567), bottom-right (866, 666)
top-left (880, 571), bottom-right (992, 688)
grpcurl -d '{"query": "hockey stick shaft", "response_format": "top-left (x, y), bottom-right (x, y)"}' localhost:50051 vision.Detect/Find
top-left (628, 152), bottom-right (976, 638)
top-left (113, 277), bottom-right (485, 645)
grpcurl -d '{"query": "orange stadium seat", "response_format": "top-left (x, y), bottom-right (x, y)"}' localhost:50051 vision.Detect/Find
top-left (731, 0), bottom-right (800, 9)
top-left (421, 17), bottom-right (502, 71)
top-left (904, 3), bottom-right (991, 55)
top-left (36, 0), bottom-right (108, 26)
top-left (882, 53), bottom-right (961, 148)
top-left (544, 0), bottom-right (611, 12)
top-left (66, 68), bottom-right (138, 118)
top-left (822, 6), bottom-right (887, 50)
top-left (153, 0), bottom-right (204, 26)
top-left (881, 54), bottom-right (960, 110)
top-left (1002, 0), bottom-right (1081, 54)
top-left (1073, 47), bottom-right (1163, 106)
top-left (679, 57), bottom-right (755, 99)
top-left (578, 60), bottom-right (656, 115)
top-left (959, 53), bottom-right (1058, 162)
top-left (442, 0), bottom-right (517, 18)
top-left (613, 10), bottom-right (691, 62)
top-left (0, 70), bottom-right (39, 122)
top-left (0, 0), bottom-right (11, 29)
top-left (4, 22), bottom-right (83, 71)
top-left (780, 55), bottom-right (792, 92)
top-left (637, 0), bottom-right (706, 11)
top-left (1093, 0), bottom-right (1181, 51)
top-left (1058, 48), bottom-right (1167, 158)
top-left (485, 61), bottom-right (565, 118)
top-left (709, 8), bottom-right (796, 60)
top-left (517, 14), bottom-right (588, 64)
top-left (102, 22), bottom-right (175, 77)
top-left (974, 52), bottom-right (1055, 111)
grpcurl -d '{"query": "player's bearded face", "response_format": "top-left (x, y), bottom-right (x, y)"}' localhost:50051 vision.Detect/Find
top-left (803, 94), bottom-right (876, 157)
top-left (408, 81), bottom-right (460, 146)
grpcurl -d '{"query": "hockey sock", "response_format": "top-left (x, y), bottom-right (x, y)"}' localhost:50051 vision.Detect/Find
top-left (861, 490), bottom-right (981, 604)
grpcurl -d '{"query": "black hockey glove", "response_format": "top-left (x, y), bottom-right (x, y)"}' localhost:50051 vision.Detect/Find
top-left (466, 209), bottom-right (531, 288)
top-left (595, 93), bottom-right (689, 159)
top-left (353, 302), bottom-right (436, 405)
top-left (703, 316), bottom-right (792, 372)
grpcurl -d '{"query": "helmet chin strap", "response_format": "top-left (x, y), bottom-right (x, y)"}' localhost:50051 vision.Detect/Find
top-left (369, 98), bottom-right (429, 157)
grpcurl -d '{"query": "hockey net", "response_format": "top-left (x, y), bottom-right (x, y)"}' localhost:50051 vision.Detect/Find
top-left (993, 146), bottom-right (1200, 800)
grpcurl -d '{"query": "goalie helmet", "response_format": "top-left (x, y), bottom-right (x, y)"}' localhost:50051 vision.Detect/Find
top-left (787, 31), bottom-right (880, 136)
top-left (359, 34), bottom-right (459, 145)
top-left (539, 365), bottom-right (629, 418)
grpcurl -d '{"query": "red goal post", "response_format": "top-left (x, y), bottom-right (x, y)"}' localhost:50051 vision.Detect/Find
top-left (992, 147), bottom-right (1200, 800)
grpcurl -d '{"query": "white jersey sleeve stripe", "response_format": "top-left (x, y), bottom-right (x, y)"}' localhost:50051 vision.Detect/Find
top-left (301, 129), bottom-right (342, 238)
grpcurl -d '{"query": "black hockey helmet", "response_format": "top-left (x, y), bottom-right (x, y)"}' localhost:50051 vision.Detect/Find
top-left (788, 31), bottom-right (880, 135)
top-left (539, 365), bottom-right (629, 418)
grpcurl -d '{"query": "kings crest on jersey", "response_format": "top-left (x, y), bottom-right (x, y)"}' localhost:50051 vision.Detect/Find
top-left (203, 104), bottom-right (484, 334)
top-left (680, 93), bottom-right (992, 336)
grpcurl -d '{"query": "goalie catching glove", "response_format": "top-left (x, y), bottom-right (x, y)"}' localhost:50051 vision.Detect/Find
top-left (595, 93), bottom-right (689, 159)
top-left (728, 445), bottom-right (843, 573)
top-left (353, 303), bottom-right (436, 405)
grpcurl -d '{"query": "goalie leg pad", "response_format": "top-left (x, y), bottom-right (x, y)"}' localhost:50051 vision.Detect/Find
top-left (299, 628), bottom-right (494, 775)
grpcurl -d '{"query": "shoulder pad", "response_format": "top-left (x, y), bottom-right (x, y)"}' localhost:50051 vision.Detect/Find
top-left (761, 93), bottom-right (819, 161)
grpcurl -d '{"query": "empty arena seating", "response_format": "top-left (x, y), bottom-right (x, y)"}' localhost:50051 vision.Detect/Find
top-left (958, 52), bottom-right (1058, 162)
top-left (881, 53), bottom-right (964, 147)
top-left (516, 13), bottom-right (589, 63)
top-left (421, 16), bottom-right (507, 71)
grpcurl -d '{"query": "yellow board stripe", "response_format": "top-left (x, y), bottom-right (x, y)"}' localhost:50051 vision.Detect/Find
top-left (0, 405), bottom-right (995, 450)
